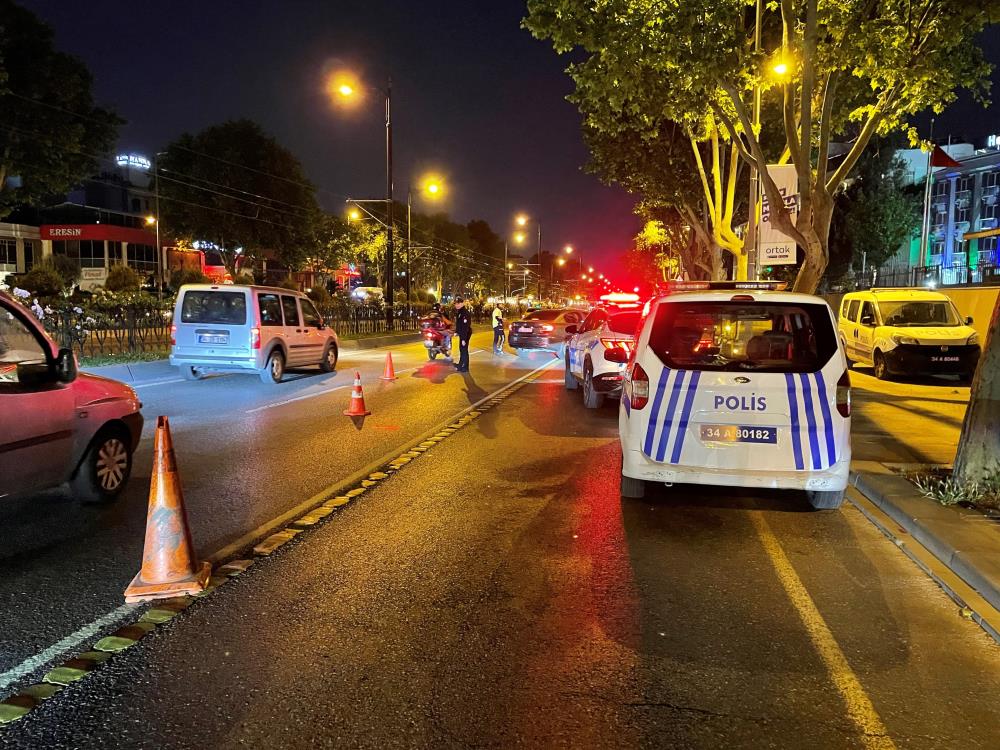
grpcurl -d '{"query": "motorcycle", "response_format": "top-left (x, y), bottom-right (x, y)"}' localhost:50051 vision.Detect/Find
top-left (419, 317), bottom-right (453, 361)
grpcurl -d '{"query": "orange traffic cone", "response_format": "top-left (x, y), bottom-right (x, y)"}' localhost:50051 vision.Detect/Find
top-left (344, 370), bottom-right (372, 416)
top-left (125, 416), bottom-right (211, 603)
top-left (381, 351), bottom-right (397, 381)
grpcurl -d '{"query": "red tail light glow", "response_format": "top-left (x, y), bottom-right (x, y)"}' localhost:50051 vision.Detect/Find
top-left (601, 338), bottom-right (633, 352)
top-left (251, 327), bottom-right (261, 350)
top-left (626, 362), bottom-right (650, 409)
top-left (169, 324), bottom-right (177, 346)
top-left (540, 324), bottom-right (554, 333)
top-left (836, 370), bottom-right (851, 417)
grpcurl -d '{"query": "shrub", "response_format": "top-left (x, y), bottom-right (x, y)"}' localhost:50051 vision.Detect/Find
top-left (104, 265), bottom-right (142, 292)
top-left (17, 265), bottom-right (66, 298)
top-left (170, 268), bottom-right (210, 289)
top-left (307, 286), bottom-right (331, 306)
top-left (232, 272), bottom-right (256, 285)
top-left (46, 255), bottom-right (82, 289)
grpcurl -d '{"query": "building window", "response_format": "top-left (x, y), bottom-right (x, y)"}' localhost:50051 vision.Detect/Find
top-left (53, 239), bottom-right (81, 261)
top-left (126, 243), bottom-right (157, 273)
top-left (108, 241), bottom-right (123, 265)
top-left (0, 239), bottom-right (15, 268)
top-left (79, 239), bottom-right (105, 268)
top-left (981, 238), bottom-right (997, 264)
top-left (23, 239), bottom-right (36, 271)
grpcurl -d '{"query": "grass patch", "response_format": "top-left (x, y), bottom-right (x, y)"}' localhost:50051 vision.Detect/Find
top-left (79, 350), bottom-right (169, 367)
top-left (908, 465), bottom-right (1000, 511)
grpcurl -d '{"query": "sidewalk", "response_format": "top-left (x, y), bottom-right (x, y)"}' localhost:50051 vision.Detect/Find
top-left (849, 371), bottom-right (1000, 622)
top-left (82, 330), bottom-right (421, 383)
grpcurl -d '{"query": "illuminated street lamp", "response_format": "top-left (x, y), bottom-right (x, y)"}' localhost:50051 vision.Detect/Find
top-left (588, 266), bottom-right (594, 273)
top-left (348, 207), bottom-right (361, 221)
top-left (407, 174), bottom-right (445, 314)
top-left (145, 215), bottom-right (156, 226)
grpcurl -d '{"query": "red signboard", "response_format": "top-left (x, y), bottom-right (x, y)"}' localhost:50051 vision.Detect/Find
top-left (40, 224), bottom-right (157, 245)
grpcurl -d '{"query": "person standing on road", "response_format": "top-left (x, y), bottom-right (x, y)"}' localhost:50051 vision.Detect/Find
top-left (491, 304), bottom-right (505, 354)
top-left (454, 296), bottom-right (473, 372)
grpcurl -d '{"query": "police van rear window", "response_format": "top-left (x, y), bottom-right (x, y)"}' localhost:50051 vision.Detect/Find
top-left (180, 291), bottom-right (247, 325)
top-left (649, 301), bottom-right (836, 373)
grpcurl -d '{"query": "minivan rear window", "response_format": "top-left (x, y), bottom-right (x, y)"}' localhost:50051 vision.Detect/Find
top-left (649, 301), bottom-right (837, 373)
top-left (180, 291), bottom-right (247, 325)
top-left (609, 311), bottom-right (641, 335)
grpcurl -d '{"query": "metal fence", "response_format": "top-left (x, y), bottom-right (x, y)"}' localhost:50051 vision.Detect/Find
top-left (852, 262), bottom-right (1000, 290)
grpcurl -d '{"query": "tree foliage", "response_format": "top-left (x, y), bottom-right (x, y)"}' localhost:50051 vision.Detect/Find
top-left (0, 0), bottom-right (121, 218)
top-left (525, 0), bottom-right (996, 292)
top-left (158, 119), bottom-right (319, 275)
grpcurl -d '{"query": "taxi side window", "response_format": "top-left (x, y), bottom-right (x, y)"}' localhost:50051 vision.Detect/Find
top-left (846, 299), bottom-right (860, 322)
top-left (859, 301), bottom-right (876, 326)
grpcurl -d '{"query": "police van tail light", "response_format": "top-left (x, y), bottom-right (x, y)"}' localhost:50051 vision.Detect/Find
top-left (627, 362), bottom-right (650, 409)
top-left (836, 370), bottom-right (851, 418)
top-left (601, 338), bottom-right (633, 352)
top-left (169, 324), bottom-right (177, 346)
top-left (250, 327), bottom-right (261, 350)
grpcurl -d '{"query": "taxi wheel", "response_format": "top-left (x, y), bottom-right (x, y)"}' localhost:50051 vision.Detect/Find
top-left (564, 353), bottom-right (578, 390)
top-left (70, 428), bottom-right (133, 504)
top-left (180, 365), bottom-right (205, 381)
top-left (260, 350), bottom-right (285, 384)
top-left (320, 343), bottom-right (338, 373)
top-left (583, 364), bottom-right (605, 409)
top-left (807, 489), bottom-right (845, 510)
top-left (873, 351), bottom-right (891, 381)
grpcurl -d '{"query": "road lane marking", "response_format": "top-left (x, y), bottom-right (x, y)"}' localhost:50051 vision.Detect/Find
top-left (0, 603), bottom-right (137, 692)
top-left (245, 384), bottom-right (352, 414)
top-left (133, 378), bottom-right (185, 389)
top-left (749, 511), bottom-right (896, 750)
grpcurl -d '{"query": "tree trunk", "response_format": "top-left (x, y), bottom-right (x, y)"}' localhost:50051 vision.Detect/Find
top-left (792, 191), bottom-right (834, 293)
top-left (954, 293), bottom-right (1000, 482)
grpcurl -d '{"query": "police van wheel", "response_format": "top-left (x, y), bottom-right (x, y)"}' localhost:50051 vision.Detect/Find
top-left (583, 365), bottom-right (605, 409)
top-left (564, 353), bottom-right (578, 390)
top-left (621, 474), bottom-right (646, 499)
top-left (807, 489), bottom-right (845, 510)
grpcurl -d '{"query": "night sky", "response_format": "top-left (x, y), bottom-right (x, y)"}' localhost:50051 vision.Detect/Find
top-left (16, 1), bottom-right (1000, 271)
top-left (19, 0), bottom-right (640, 271)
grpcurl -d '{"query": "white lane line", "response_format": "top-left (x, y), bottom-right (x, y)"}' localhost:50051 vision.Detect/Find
top-left (0, 602), bottom-right (138, 691)
top-left (133, 378), bottom-right (185, 389)
top-left (245, 384), bottom-right (352, 414)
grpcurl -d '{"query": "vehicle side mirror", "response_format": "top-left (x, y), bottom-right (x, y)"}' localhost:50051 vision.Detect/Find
top-left (565, 324), bottom-right (578, 335)
top-left (604, 347), bottom-right (629, 364)
top-left (860, 314), bottom-right (874, 326)
top-left (55, 348), bottom-right (78, 384)
top-left (966, 315), bottom-right (974, 325)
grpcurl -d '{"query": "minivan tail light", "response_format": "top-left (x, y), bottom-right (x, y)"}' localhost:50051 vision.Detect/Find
top-left (627, 362), bottom-right (650, 409)
top-left (836, 370), bottom-right (851, 418)
top-left (169, 324), bottom-right (177, 346)
top-left (251, 327), bottom-right (261, 350)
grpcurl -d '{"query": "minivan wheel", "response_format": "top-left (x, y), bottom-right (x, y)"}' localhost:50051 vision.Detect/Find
top-left (583, 363), bottom-right (605, 409)
top-left (260, 350), bottom-right (285, 384)
top-left (180, 365), bottom-right (205, 381)
top-left (564, 352), bottom-right (578, 390)
top-left (320, 343), bottom-right (338, 373)
top-left (873, 351), bottom-right (891, 380)
top-left (70, 428), bottom-right (133, 504)
top-left (807, 488), bottom-right (845, 510)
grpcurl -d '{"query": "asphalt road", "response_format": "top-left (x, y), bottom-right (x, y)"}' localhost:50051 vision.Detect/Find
top-left (0, 331), bottom-right (550, 693)
top-left (3, 363), bottom-right (999, 748)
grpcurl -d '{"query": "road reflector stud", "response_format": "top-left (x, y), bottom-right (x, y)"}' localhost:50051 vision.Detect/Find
top-left (125, 416), bottom-right (211, 604)
top-left (0, 701), bottom-right (31, 724)
top-left (369, 472), bottom-right (389, 480)
top-left (381, 352), bottom-right (398, 380)
top-left (218, 559), bottom-right (254, 577)
top-left (253, 529), bottom-right (301, 556)
top-left (347, 487), bottom-right (366, 497)
top-left (323, 496), bottom-right (351, 508)
top-left (344, 371), bottom-right (372, 417)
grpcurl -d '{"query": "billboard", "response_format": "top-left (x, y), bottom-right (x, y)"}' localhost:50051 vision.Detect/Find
top-left (759, 164), bottom-right (799, 266)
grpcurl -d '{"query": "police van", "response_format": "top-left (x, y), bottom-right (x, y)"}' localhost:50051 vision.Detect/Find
top-left (619, 282), bottom-right (851, 509)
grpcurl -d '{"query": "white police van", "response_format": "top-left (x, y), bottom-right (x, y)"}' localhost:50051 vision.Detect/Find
top-left (619, 282), bottom-right (851, 509)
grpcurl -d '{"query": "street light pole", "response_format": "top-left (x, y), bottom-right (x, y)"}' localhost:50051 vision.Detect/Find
top-left (384, 78), bottom-right (394, 329)
top-left (153, 153), bottom-right (162, 301)
top-left (407, 188), bottom-right (411, 320)
top-left (745, 0), bottom-right (762, 281)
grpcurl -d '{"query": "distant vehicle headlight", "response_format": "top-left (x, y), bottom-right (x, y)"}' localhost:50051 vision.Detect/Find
top-left (891, 334), bottom-right (918, 345)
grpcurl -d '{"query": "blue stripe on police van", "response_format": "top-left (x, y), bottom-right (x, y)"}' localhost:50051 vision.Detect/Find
top-left (643, 368), bottom-right (671, 456)
top-left (623, 391), bottom-right (631, 416)
top-left (655, 370), bottom-right (687, 461)
top-left (669, 371), bottom-right (701, 464)
top-left (813, 371), bottom-right (837, 467)
top-left (798, 373), bottom-right (822, 470)
top-left (785, 374), bottom-right (805, 471)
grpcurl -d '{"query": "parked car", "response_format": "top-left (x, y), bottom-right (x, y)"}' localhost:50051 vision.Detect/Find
top-left (565, 307), bottom-right (642, 408)
top-left (837, 289), bottom-right (980, 381)
top-left (0, 291), bottom-right (143, 502)
top-left (508, 309), bottom-right (586, 355)
top-left (169, 284), bottom-right (340, 384)
top-left (619, 281), bottom-right (851, 509)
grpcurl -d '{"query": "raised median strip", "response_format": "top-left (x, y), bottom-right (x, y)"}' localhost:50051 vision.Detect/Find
top-left (0, 358), bottom-right (555, 728)
top-left (850, 462), bottom-right (1000, 642)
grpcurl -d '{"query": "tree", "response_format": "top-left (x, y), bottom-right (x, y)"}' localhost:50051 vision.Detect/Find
top-left (0, 1), bottom-right (121, 218)
top-left (955, 296), bottom-right (1000, 484)
top-left (526, 0), bottom-right (995, 292)
top-left (158, 120), bottom-right (319, 275)
top-left (828, 140), bottom-right (921, 282)
top-left (627, 216), bottom-right (708, 284)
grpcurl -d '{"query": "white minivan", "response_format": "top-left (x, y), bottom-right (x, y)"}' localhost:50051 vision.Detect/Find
top-left (619, 282), bottom-right (851, 509)
top-left (170, 285), bottom-right (340, 384)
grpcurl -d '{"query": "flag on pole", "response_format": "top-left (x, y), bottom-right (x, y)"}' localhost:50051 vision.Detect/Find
top-left (930, 144), bottom-right (962, 168)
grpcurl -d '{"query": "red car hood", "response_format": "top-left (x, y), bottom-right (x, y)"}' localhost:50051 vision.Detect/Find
top-left (73, 372), bottom-right (140, 409)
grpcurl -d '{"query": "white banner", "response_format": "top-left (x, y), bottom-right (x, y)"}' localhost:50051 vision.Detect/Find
top-left (759, 164), bottom-right (799, 266)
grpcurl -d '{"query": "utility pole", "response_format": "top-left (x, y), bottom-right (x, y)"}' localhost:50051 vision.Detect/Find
top-left (745, 0), bottom-right (762, 281)
top-left (919, 119), bottom-right (936, 267)
top-left (384, 77), bottom-right (394, 330)
top-left (153, 153), bottom-right (162, 301)
top-left (407, 188), bottom-right (412, 320)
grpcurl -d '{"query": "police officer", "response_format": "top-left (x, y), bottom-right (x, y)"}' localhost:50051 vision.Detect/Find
top-left (453, 296), bottom-right (473, 372)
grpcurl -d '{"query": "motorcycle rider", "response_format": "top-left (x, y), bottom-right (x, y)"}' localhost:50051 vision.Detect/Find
top-left (432, 302), bottom-right (454, 358)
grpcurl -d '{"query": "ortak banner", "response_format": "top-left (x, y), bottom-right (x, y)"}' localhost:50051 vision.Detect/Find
top-left (759, 164), bottom-right (799, 266)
